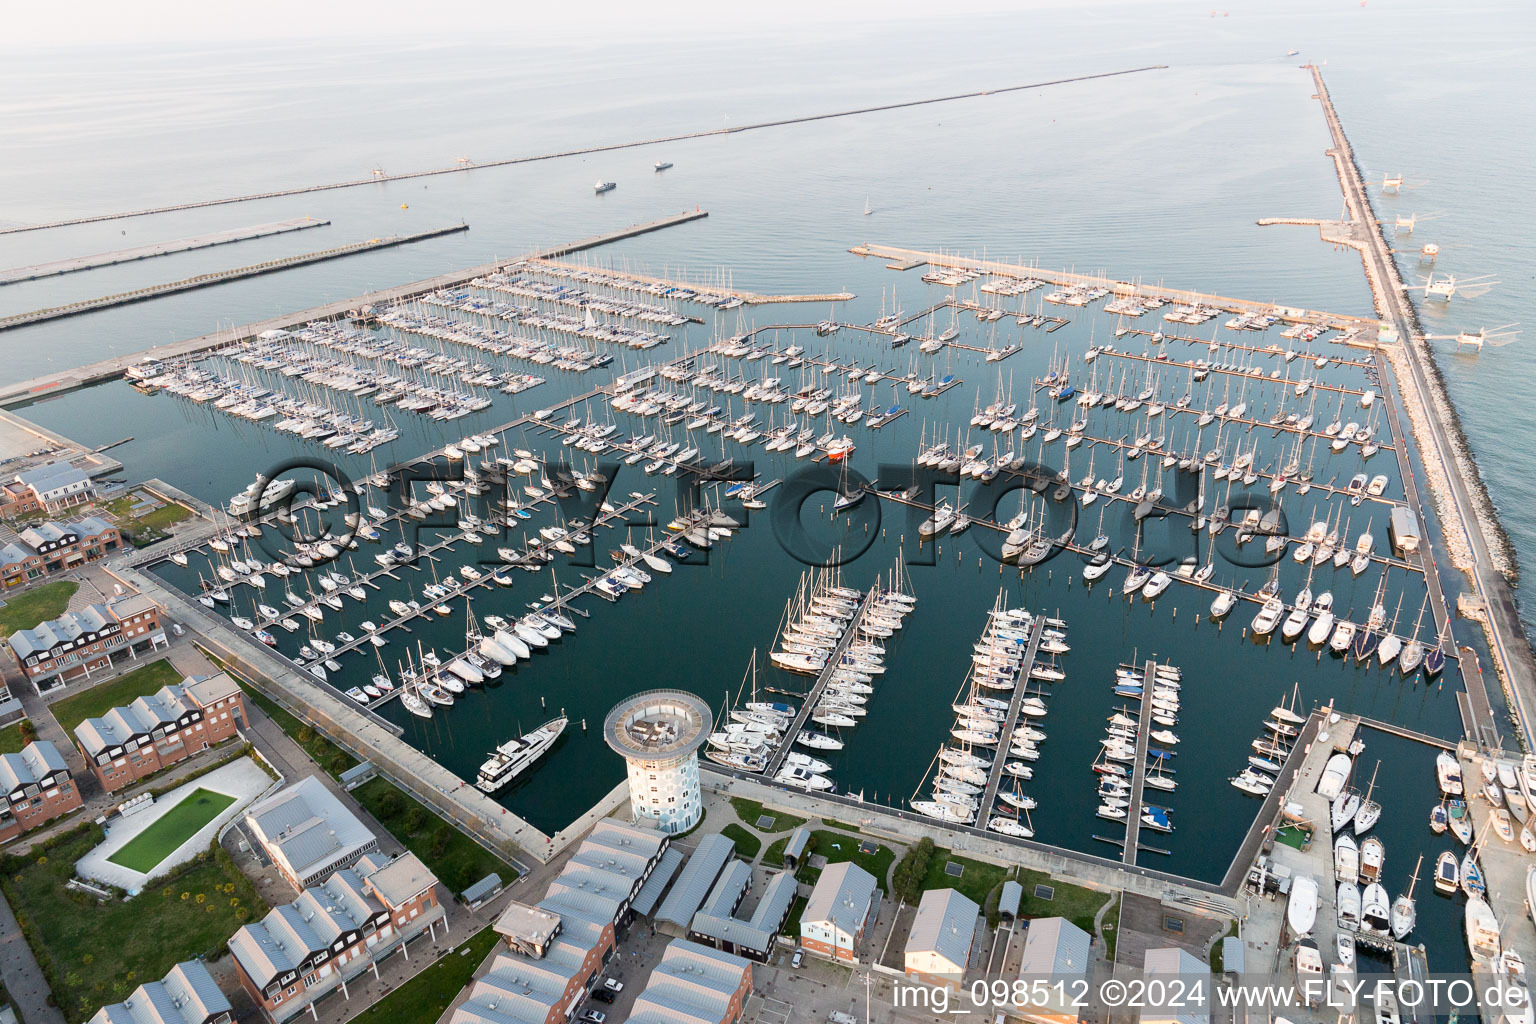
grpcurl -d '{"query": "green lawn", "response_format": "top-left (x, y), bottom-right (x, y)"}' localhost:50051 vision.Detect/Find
top-left (51, 659), bottom-right (183, 742)
top-left (1101, 896), bottom-right (1121, 961)
top-left (105, 495), bottom-right (191, 541)
top-left (783, 895), bottom-right (808, 940)
top-left (1014, 868), bottom-right (1114, 934)
top-left (108, 788), bottom-right (236, 873)
top-left (795, 830), bottom-right (895, 892)
top-left (821, 819), bottom-right (863, 834)
top-left (349, 926), bottom-right (499, 1024)
top-left (352, 777), bottom-right (515, 894)
top-left (763, 834), bottom-right (790, 867)
top-left (921, 850), bottom-right (1010, 907)
top-left (239, 683), bottom-right (358, 776)
top-left (0, 581), bottom-right (78, 638)
top-left (0, 722), bottom-right (29, 755)
top-left (2, 824), bottom-right (267, 1023)
top-left (729, 797), bottom-right (807, 833)
top-left (720, 823), bottom-right (762, 860)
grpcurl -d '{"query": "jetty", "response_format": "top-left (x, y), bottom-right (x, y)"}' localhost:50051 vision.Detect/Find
top-left (972, 620), bottom-right (1044, 825)
top-left (0, 225), bottom-right (468, 332)
top-left (764, 590), bottom-right (878, 777)
top-left (0, 217), bottom-right (331, 285)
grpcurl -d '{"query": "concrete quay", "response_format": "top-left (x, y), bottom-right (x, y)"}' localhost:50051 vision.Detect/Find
top-left (106, 561), bottom-right (561, 866)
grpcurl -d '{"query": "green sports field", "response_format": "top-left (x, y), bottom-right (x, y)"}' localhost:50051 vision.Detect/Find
top-left (107, 788), bottom-right (236, 873)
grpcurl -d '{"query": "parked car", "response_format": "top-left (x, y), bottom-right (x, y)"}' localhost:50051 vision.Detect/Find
top-left (603, 979), bottom-right (624, 992)
top-left (591, 990), bottom-right (615, 1004)
top-left (791, 951), bottom-right (804, 969)
top-left (579, 1012), bottom-right (606, 1024)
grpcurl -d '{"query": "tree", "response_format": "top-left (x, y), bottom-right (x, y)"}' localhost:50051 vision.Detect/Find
top-left (891, 838), bottom-right (935, 905)
top-left (429, 825), bottom-right (452, 860)
top-left (378, 789), bottom-right (403, 819)
top-left (405, 805), bottom-right (427, 835)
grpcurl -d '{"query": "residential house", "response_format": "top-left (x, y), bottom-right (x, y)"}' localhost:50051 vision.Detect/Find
top-left (0, 740), bottom-right (81, 842)
top-left (904, 888), bottom-right (979, 992)
top-left (799, 861), bottom-right (879, 963)
top-left (244, 777), bottom-right (379, 890)
top-left (228, 853), bottom-right (442, 1022)
top-left (7, 592), bottom-right (165, 693)
top-left (74, 672), bottom-right (245, 793)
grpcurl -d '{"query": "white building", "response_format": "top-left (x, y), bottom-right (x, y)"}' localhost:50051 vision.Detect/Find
top-left (603, 690), bottom-right (710, 834)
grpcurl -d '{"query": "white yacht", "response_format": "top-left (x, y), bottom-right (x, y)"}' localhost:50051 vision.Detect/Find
top-left (476, 717), bottom-right (567, 793)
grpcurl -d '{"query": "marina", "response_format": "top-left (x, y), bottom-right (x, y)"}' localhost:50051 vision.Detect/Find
top-left (2, 35), bottom-right (1532, 1020)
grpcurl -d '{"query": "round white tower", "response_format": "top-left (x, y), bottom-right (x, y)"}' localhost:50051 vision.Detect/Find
top-left (603, 690), bottom-right (711, 834)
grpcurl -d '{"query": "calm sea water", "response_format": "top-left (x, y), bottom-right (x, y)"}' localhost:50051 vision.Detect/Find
top-left (3, 1), bottom-right (1531, 971)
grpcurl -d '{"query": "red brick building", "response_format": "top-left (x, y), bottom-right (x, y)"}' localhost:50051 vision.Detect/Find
top-left (0, 516), bottom-right (123, 589)
top-left (74, 672), bottom-right (246, 793)
top-left (0, 740), bottom-right (81, 842)
top-left (7, 592), bottom-right (166, 693)
top-left (228, 852), bottom-right (443, 1022)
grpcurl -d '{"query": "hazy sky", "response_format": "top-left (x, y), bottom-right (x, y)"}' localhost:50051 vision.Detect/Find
top-left (12, 0), bottom-right (1052, 49)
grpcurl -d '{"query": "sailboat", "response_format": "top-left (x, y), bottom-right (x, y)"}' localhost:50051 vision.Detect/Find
top-left (1353, 762), bottom-right (1382, 834)
top-left (1391, 855), bottom-right (1420, 939)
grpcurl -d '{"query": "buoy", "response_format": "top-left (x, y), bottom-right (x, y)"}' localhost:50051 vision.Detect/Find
top-left (401, 203), bottom-right (409, 209)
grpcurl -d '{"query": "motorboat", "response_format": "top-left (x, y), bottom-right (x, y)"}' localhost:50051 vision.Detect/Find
top-left (1288, 874), bottom-right (1318, 936)
top-left (1434, 851), bottom-right (1459, 894)
top-left (1336, 881), bottom-right (1361, 932)
top-left (1334, 834), bottom-right (1359, 883)
top-left (1466, 896), bottom-right (1501, 963)
top-left (1360, 882), bottom-right (1391, 936)
top-left (476, 717), bottom-right (568, 792)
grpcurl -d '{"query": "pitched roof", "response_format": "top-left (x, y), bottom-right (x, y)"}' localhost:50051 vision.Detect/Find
top-left (86, 960), bottom-right (231, 1024)
top-left (1018, 917), bottom-right (1091, 978)
top-left (0, 740), bottom-right (68, 795)
top-left (627, 939), bottom-right (751, 1024)
top-left (243, 777), bottom-right (375, 883)
top-left (800, 861), bottom-right (877, 937)
top-left (697, 860), bottom-right (752, 919)
top-left (15, 461), bottom-right (89, 494)
top-left (632, 846), bottom-right (686, 916)
top-left (655, 834), bottom-right (734, 928)
top-left (689, 868), bottom-right (797, 955)
top-left (783, 826), bottom-right (812, 861)
top-left (365, 852), bottom-right (436, 907)
top-left (906, 888), bottom-right (979, 969)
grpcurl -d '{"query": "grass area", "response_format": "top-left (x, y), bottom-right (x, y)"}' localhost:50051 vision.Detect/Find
top-left (795, 830), bottom-right (895, 892)
top-left (783, 895), bottom-right (807, 940)
top-left (920, 850), bottom-right (1010, 907)
top-left (763, 834), bottom-right (789, 867)
top-left (2, 823), bottom-right (266, 1023)
top-left (352, 777), bottom-right (514, 894)
top-left (0, 581), bottom-right (78, 638)
top-left (1101, 896), bottom-right (1121, 961)
top-left (1209, 920), bottom-right (1238, 972)
top-left (105, 495), bottom-right (191, 542)
top-left (720, 823), bottom-right (762, 860)
top-left (51, 659), bottom-right (183, 742)
top-left (239, 683), bottom-right (358, 776)
top-left (107, 788), bottom-right (236, 872)
top-left (349, 926), bottom-right (499, 1024)
top-left (0, 722), bottom-right (30, 755)
top-left (728, 797), bottom-right (807, 833)
top-left (1014, 867), bottom-right (1113, 935)
top-left (821, 819), bottom-right (863, 834)
top-left (1274, 825), bottom-right (1311, 850)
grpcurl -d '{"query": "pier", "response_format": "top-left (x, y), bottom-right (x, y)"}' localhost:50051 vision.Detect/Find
top-left (0, 211), bottom-right (709, 407)
top-left (1308, 64), bottom-right (1536, 746)
top-left (0, 67), bottom-right (1165, 236)
top-left (849, 243), bottom-right (1384, 333)
top-left (764, 590), bottom-right (877, 777)
top-left (972, 620), bottom-right (1044, 825)
top-left (0, 225), bottom-right (469, 333)
top-left (526, 257), bottom-right (853, 306)
top-left (0, 217), bottom-right (332, 285)
top-left (1119, 661), bottom-right (1158, 864)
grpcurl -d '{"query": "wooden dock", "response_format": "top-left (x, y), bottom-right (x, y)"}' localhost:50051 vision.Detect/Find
top-left (973, 620), bottom-right (1044, 825)
top-left (0, 217), bottom-right (332, 286)
top-left (0, 225), bottom-right (469, 333)
top-left (1121, 661), bottom-right (1157, 864)
top-left (765, 590), bottom-right (878, 777)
